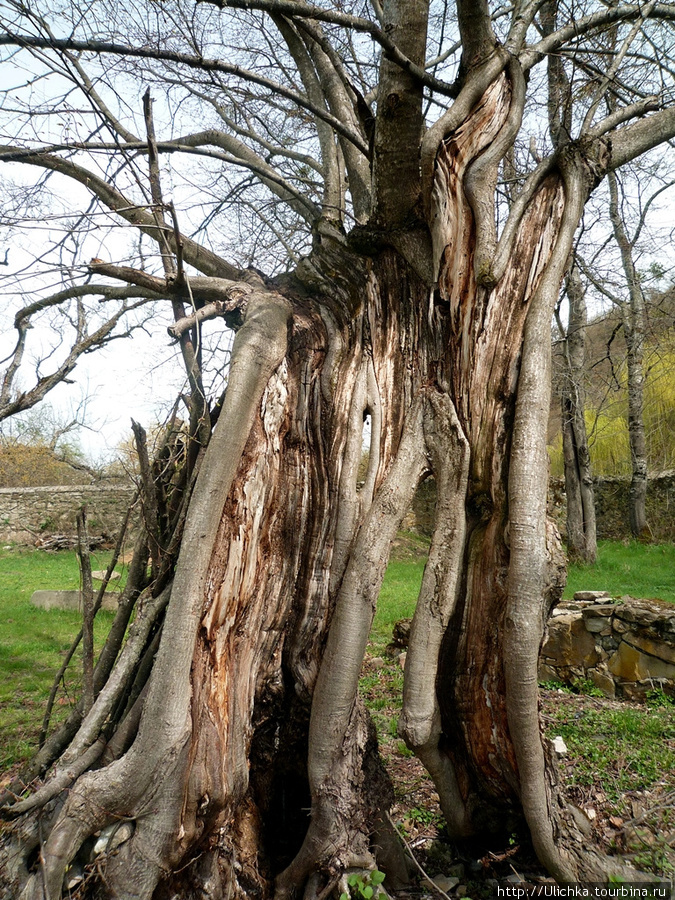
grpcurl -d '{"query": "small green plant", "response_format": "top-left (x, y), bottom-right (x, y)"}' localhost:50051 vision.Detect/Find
top-left (646, 687), bottom-right (675, 708)
top-left (539, 680), bottom-right (570, 692)
top-left (570, 677), bottom-right (605, 698)
top-left (395, 740), bottom-right (413, 758)
top-left (408, 806), bottom-right (436, 826)
top-left (340, 869), bottom-right (385, 900)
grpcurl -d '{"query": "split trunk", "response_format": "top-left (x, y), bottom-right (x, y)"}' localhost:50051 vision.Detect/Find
top-left (1, 71), bottom-right (627, 900)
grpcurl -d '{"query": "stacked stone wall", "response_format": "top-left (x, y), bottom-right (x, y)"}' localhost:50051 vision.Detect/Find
top-left (406, 472), bottom-right (675, 542)
top-left (0, 484), bottom-right (135, 544)
top-left (539, 593), bottom-right (675, 700)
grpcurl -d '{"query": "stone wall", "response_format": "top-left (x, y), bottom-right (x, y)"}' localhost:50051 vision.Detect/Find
top-left (407, 472), bottom-right (675, 542)
top-left (0, 484), bottom-right (135, 544)
top-left (539, 593), bottom-right (675, 700)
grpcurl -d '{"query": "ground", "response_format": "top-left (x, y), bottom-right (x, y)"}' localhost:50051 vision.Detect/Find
top-left (360, 536), bottom-right (675, 897)
top-left (1, 541), bottom-right (674, 896)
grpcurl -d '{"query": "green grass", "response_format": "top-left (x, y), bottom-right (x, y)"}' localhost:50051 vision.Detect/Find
top-left (546, 699), bottom-right (675, 800)
top-left (0, 547), bottom-right (120, 771)
top-left (372, 558), bottom-right (427, 646)
top-left (373, 539), bottom-right (675, 640)
top-left (563, 540), bottom-right (675, 602)
top-left (542, 688), bottom-right (675, 875)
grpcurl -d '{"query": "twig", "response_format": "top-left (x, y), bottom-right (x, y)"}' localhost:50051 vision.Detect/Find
top-left (76, 506), bottom-right (94, 715)
top-left (39, 506), bottom-right (132, 746)
top-left (385, 812), bottom-right (453, 900)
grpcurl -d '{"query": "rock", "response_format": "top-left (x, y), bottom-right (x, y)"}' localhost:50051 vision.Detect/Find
top-left (584, 617), bottom-right (611, 635)
top-left (432, 875), bottom-right (459, 892)
top-left (609, 641), bottom-right (675, 682)
top-left (582, 604), bottom-right (615, 617)
top-left (619, 681), bottom-right (650, 702)
top-left (588, 664), bottom-right (616, 698)
top-left (552, 735), bottom-right (568, 756)
top-left (574, 591), bottom-right (611, 601)
top-left (94, 822), bottom-right (134, 855)
top-left (600, 635), bottom-right (619, 652)
top-left (541, 614), bottom-right (601, 668)
top-left (92, 570), bottom-right (121, 581)
top-left (613, 603), bottom-right (661, 628)
top-left (557, 599), bottom-right (594, 609)
top-left (538, 662), bottom-right (560, 683)
top-left (392, 618), bottom-right (412, 648)
top-left (398, 651), bottom-right (407, 669)
top-left (31, 590), bottom-right (119, 612)
top-left (369, 657), bottom-right (385, 670)
top-left (622, 632), bottom-right (675, 665)
top-left (447, 863), bottom-right (465, 879)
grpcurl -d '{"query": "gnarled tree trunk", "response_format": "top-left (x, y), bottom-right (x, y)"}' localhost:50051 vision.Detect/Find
top-left (1, 9), bottom-right (668, 899)
top-left (608, 172), bottom-right (652, 541)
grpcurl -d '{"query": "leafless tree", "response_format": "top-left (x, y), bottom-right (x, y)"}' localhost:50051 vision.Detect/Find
top-left (1, 1), bottom-right (675, 898)
top-left (555, 260), bottom-right (598, 562)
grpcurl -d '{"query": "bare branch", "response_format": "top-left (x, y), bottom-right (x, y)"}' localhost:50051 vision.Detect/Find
top-left (0, 146), bottom-right (245, 279)
top-left (521, 3), bottom-right (675, 71)
top-left (0, 33), bottom-right (371, 154)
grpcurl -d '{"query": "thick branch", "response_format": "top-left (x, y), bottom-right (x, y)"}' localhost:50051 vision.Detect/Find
top-left (607, 105), bottom-right (675, 171)
top-left (456, 0), bottom-right (495, 68)
top-left (505, 158), bottom-right (588, 882)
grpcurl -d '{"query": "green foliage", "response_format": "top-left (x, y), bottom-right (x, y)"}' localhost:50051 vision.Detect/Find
top-left (646, 688), bottom-right (675, 709)
top-left (339, 869), bottom-right (386, 900)
top-left (549, 339), bottom-right (675, 478)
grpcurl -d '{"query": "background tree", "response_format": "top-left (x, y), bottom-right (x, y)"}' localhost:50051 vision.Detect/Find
top-left (0, 404), bottom-right (99, 487)
top-left (555, 260), bottom-right (597, 562)
top-left (565, 163), bottom-right (675, 537)
top-left (2, 2), bottom-right (675, 899)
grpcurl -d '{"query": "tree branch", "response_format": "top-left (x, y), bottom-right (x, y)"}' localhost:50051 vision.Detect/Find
top-left (0, 146), bottom-right (245, 280)
top-left (0, 33), bottom-right (371, 155)
top-left (521, 3), bottom-right (675, 71)
top-left (205, 0), bottom-right (458, 96)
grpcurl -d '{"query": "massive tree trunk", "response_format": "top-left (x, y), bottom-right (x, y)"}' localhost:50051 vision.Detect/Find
top-left (0, 25), bottom-right (655, 900)
top-left (559, 263), bottom-right (597, 563)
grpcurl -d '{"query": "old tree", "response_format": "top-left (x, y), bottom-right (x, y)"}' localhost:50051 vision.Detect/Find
top-left (2, 0), bottom-right (675, 897)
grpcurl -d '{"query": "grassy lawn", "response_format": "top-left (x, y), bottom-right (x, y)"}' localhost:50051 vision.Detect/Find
top-left (563, 540), bottom-right (675, 602)
top-left (375, 537), bottom-right (675, 634)
top-left (0, 546), bottom-right (119, 772)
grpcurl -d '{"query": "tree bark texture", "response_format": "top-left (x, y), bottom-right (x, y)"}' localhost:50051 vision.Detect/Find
top-left (0, 53), bottom-right (648, 900)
